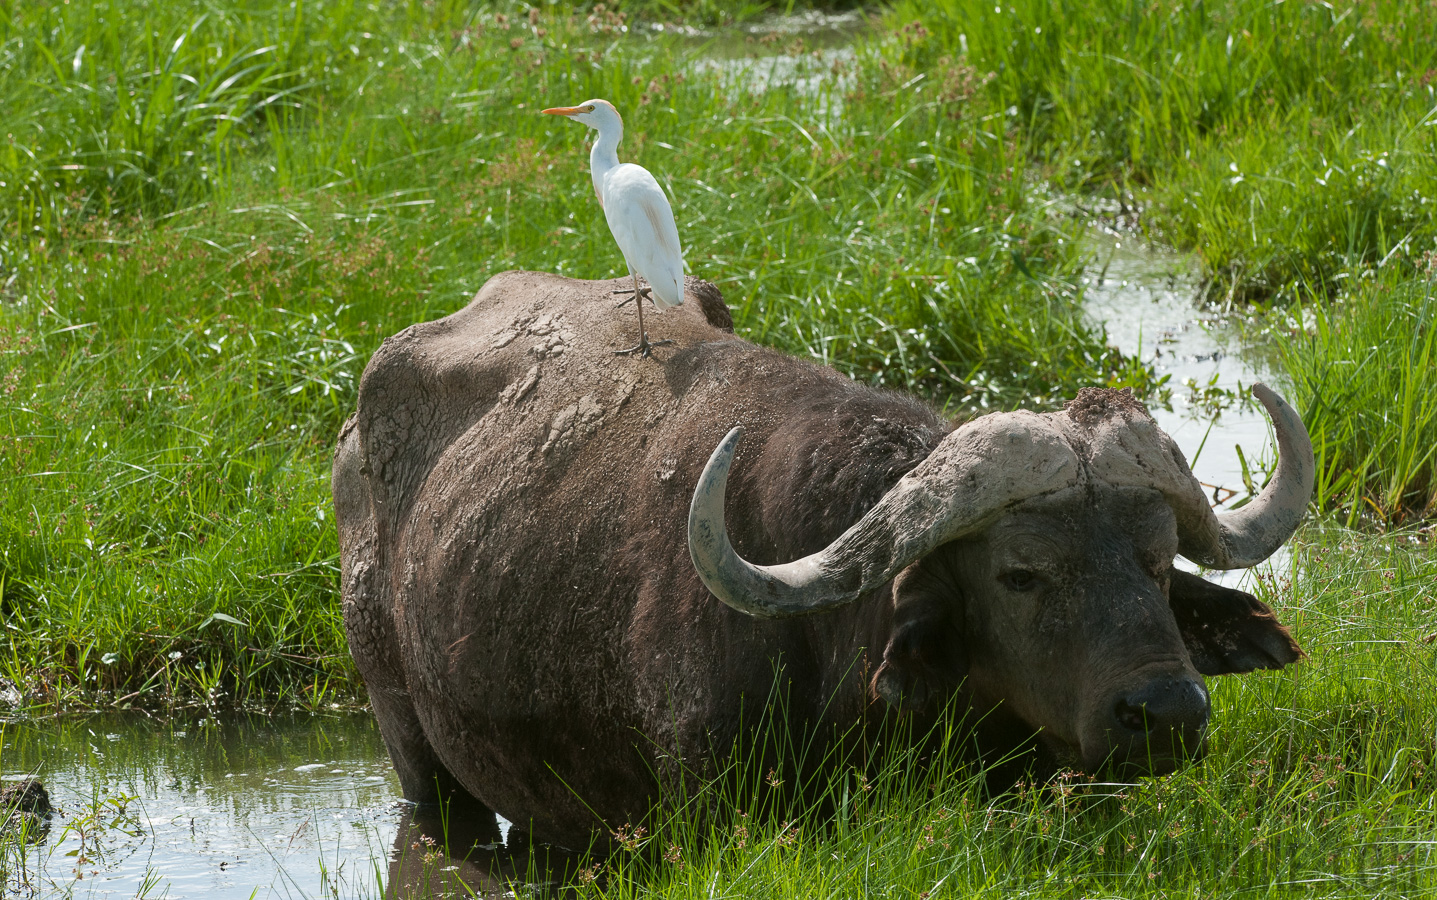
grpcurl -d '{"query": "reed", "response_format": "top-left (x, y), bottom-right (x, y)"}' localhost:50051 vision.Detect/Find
top-left (1277, 273), bottom-right (1437, 523)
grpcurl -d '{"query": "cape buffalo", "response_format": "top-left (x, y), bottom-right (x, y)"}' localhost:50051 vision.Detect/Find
top-left (333, 274), bottom-right (1311, 849)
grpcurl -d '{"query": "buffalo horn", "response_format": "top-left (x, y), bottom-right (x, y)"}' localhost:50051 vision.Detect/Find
top-left (1176, 383), bottom-right (1315, 569)
top-left (688, 414), bottom-right (1079, 618)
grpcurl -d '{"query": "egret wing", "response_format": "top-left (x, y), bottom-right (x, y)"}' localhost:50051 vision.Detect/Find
top-left (602, 163), bottom-right (685, 309)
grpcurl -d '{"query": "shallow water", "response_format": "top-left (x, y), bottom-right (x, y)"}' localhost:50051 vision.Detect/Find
top-left (1083, 229), bottom-right (1275, 498)
top-left (678, 11), bottom-right (865, 112)
top-left (1, 712), bottom-right (572, 898)
top-left (3, 712), bottom-right (399, 897)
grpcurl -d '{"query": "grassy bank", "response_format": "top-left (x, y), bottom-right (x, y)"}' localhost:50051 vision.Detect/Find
top-left (887, 0), bottom-right (1437, 299)
top-left (0, 0), bottom-right (1142, 710)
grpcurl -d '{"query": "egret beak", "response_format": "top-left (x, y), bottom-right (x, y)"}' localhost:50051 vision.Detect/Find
top-left (542, 106), bottom-right (583, 116)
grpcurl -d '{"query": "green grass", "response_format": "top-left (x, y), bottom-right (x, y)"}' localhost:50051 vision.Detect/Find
top-left (1275, 272), bottom-right (1437, 523)
top-left (885, 0), bottom-right (1437, 296)
top-left (0, 0), bottom-right (1146, 710)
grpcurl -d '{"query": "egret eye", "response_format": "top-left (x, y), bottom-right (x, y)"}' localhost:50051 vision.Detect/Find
top-left (1002, 569), bottom-right (1039, 592)
top-left (585, 105), bottom-right (595, 112)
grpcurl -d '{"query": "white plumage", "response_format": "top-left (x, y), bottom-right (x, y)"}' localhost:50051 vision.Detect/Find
top-left (543, 98), bottom-right (684, 356)
top-left (601, 164), bottom-right (684, 308)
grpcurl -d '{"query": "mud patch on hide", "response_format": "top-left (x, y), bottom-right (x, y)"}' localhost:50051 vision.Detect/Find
top-left (489, 310), bottom-right (544, 351)
top-left (541, 395), bottom-right (604, 460)
top-left (1065, 387), bottom-right (1151, 427)
top-left (525, 314), bottom-right (577, 360)
top-left (530, 338), bottom-right (574, 360)
top-left (501, 365), bottom-right (541, 407)
top-left (368, 397), bottom-right (437, 489)
top-left (527, 315), bottom-right (563, 337)
top-left (613, 378), bottom-right (637, 411)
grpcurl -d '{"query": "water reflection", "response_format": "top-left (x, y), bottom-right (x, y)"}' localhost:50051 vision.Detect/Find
top-left (2, 712), bottom-right (399, 897)
top-left (386, 804), bottom-right (585, 899)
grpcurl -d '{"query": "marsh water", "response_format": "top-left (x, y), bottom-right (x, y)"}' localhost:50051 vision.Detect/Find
top-left (2, 712), bottom-right (576, 898)
top-left (5, 712), bottom-right (400, 897)
top-left (683, 10), bottom-right (863, 105)
top-left (1082, 227), bottom-right (1278, 509)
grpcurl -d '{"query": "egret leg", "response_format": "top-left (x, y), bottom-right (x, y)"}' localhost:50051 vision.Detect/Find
top-left (611, 283), bottom-right (651, 309)
top-left (615, 271), bottom-right (673, 358)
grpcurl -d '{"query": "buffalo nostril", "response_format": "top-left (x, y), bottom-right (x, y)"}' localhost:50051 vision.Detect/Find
top-left (1115, 698), bottom-right (1150, 733)
top-left (1099, 678), bottom-right (1211, 772)
top-left (1115, 679), bottom-right (1210, 736)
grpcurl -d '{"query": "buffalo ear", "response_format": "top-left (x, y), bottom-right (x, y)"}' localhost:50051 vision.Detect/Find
top-left (1169, 568), bottom-right (1303, 676)
top-left (871, 561), bottom-right (966, 712)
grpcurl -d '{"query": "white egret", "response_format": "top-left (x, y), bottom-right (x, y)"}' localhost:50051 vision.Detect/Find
top-left (542, 98), bottom-right (684, 358)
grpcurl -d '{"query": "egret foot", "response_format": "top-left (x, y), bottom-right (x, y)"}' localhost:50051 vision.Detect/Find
top-left (615, 334), bottom-right (674, 358)
top-left (615, 272), bottom-right (667, 357)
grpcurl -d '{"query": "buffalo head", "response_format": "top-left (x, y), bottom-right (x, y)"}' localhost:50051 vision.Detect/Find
top-left (689, 385), bottom-right (1312, 773)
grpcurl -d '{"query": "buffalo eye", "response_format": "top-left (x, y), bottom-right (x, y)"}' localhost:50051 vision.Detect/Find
top-left (1000, 569), bottom-right (1040, 592)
